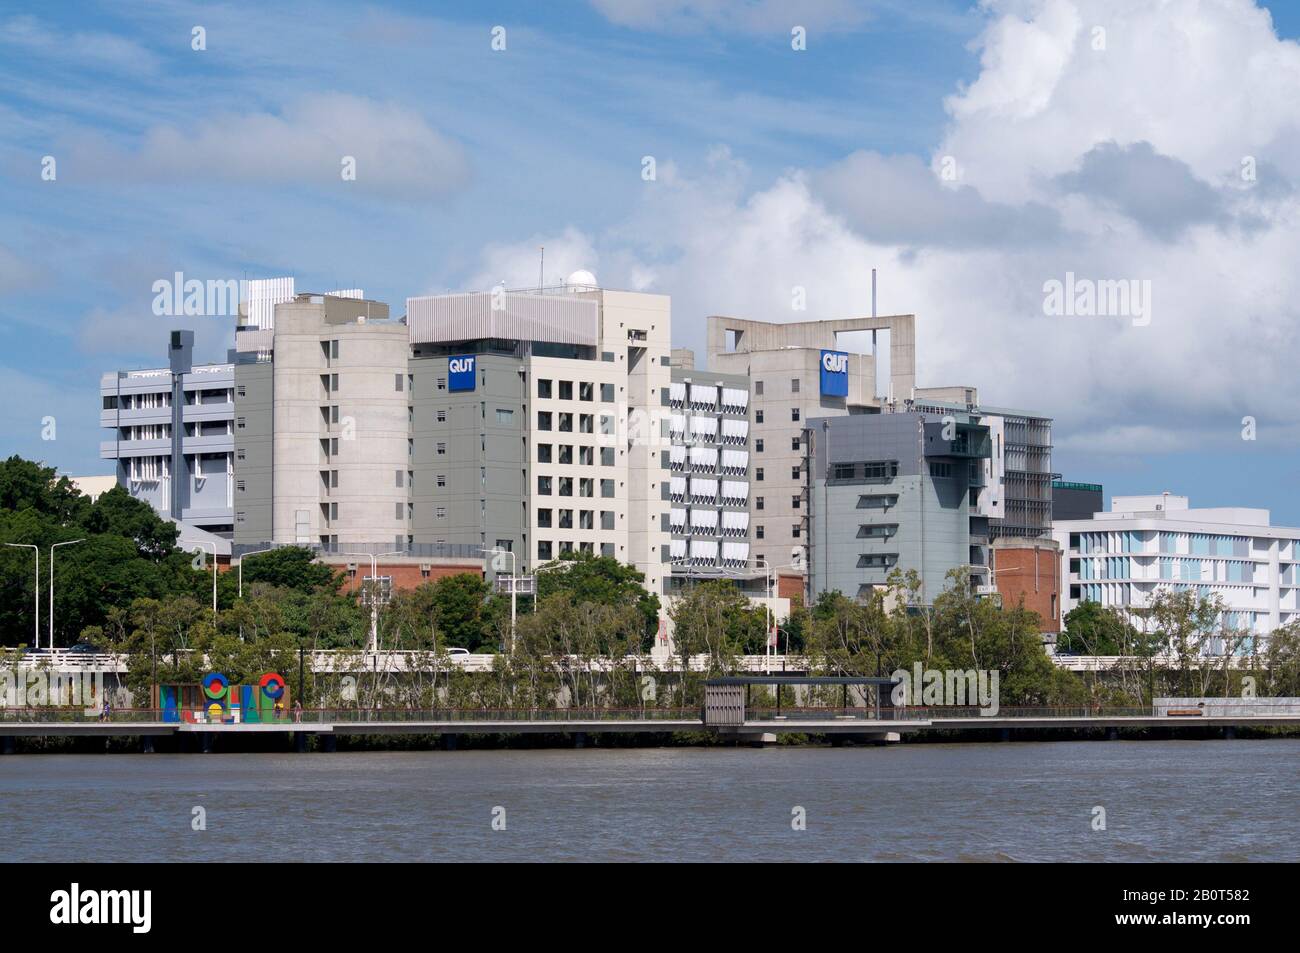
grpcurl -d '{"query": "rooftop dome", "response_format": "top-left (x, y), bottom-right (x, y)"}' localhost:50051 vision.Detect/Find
top-left (565, 269), bottom-right (598, 290)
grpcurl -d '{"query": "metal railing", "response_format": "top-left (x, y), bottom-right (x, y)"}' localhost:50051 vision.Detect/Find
top-left (0, 707), bottom-right (702, 725)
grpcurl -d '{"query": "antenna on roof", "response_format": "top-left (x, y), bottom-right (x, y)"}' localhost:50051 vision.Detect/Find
top-left (539, 245), bottom-right (545, 290)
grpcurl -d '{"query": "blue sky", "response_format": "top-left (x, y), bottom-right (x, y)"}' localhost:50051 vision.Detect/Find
top-left (3, 0), bottom-right (1300, 522)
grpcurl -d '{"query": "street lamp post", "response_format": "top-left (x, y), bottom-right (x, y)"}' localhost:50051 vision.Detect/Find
top-left (482, 547), bottom-right (519, 654)
top-left (4, 543), bottom-right (39, 649)
top-left (342, 551), bottom-right (400, 652)
top-left (190, 541), bottom-right (218, 619)
top-left (237, 546), bottom-right (277, 598)
top-left (49, 539), bottom-right (85, 649)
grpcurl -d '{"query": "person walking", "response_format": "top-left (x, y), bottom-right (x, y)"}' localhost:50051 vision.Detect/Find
top-left (293, 699), bottom-right (303, 724)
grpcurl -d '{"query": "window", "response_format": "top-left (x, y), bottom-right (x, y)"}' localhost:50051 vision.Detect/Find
top-left (559, 413), bottom-right (573, 432)
top-left (436, 409), bottom-right (446, 423)
top-left (395, 470), bottom-right (404, 488)
top-left (792, 496), bottom-right (801, 509)
top-left (600, 479), bottom-right (615, 498)
top-left (792, 524), bottom-right (801, 538)
top-left (555, 444), bottom-right (572, 465)
top-left (559, 380), bottom-right (573, 400)
top-left (791, 437), bottom-right (800, 451)
top-left (755, 439), bottom-right (764, 453)
top-left (580, 478), bottom-right (593, 497)
top-left (496, 408), bottom-right (513, 425)
top-left (538, 443), bottom-right (552, 463)
top-left (538, 541), bottom-right (553, 561)
top-left (395, 502), bottom-right (404, 520)
top-left (791, 466), bottom-right (800, 480)
top-left (559, 509), bottom-right (573, 529)
top-left (331, 373), bottom-right (339, 391)
top-left (395, 374), bottom-right (404, 392)
top-left (579, 382), bottom-right (594, 401)
top-left (755, 410), bottom-right (764, 424)
top-left (436, 441), bottom-right (446, 455)
top-left (538, 411), bottom-right (552, 431)
top-left (928, 462), bottom-right (953, 479)
top-left (601, 447), bottom-right (615, 466)
top-left (330, 340), bottom-right (339, 359)
top-left (538, 476), bottom-right (552, 495)
top-left (601, 511), bottom-right (615, 530)
top-left (756, 467), bottom-right (764, 481)
top-left (756, 525), bottom-right (765, 539)
top-left (436, 474), bottom-right (446, 488)
top-left (579, 414), bottom-right (593, 433)
top-left (559, 476), bottom-right (573, 496)
top-left (791, 407), bottom-right (800, 422)
top-left (537, 378), bottom-right (552, 399)
top-left (537, 508), bottom-right (552, 528)
top-left (601, 542), bottom-right (615, 557)
top-left (600, 383), bottom-right (615, 402)
top-left (756, 496), bottom-right (765, 511)
top-left (600, 415), bottom-right (614, 435)
top-left (436, 377), bottom-right (446, 391)
top-left (580, 510), bottom-right (594, 530)
top-left (331, 470), bottom-right (339, 488)
top-left (579, 446), bottom-right (593, 466)
top-left (791, 379), bottom-right (800, 393)
top-left (755, 381), bottom-right (764, 395)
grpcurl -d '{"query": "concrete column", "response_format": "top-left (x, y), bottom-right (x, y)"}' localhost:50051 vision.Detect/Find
top-left (572, 732), bottom-right (588, 748)
top-left (141, 736), bottom-right (155, 754)
top-left (440, 734), bottom-right (459, 751)
top-left (200, 732), bottom-right (213, 754)
top-left (294, 732), bottom-right (308, 753)
top-left (1106, 727), bottom-right (1119, 741)
top-left (1, 736), bottom-right (13, 755)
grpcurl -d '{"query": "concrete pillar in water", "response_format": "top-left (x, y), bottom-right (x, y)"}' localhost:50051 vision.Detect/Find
top-left (294, 732), bottom-right (308, 753)
top-left (1, 736), bottom-right (13, 755)
top-left (141, 736), bottom-right (154, 754)
top-left (200, 732), bottom-right (213, 754)
top-left (1106, 727), bottom-right (1119, 741)
top-left (999, 727), bottom-right (1012, 743)
top-left (1224, 726), bottom-right (1236, 740)
top-left (441, 734), bottom-right (459, 751)
top-left (572, 732), bottom-right (588, 749)
top-left (322, 734), bottom-right (337, 753)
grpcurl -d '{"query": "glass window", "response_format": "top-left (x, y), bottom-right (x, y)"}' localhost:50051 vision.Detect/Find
top-left (537, 378), bottom-right (552, 399)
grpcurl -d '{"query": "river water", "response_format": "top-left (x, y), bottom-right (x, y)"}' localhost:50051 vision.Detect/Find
top-left (2, 740), bottom-right (1295, 862)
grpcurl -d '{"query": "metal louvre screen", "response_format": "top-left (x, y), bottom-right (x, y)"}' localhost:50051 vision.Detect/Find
top-left (408, 292), bottom-right (599, 346)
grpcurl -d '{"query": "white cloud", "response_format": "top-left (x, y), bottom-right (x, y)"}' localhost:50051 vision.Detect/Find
top-left (60, 94), bottom-right (469, 198)
top-left (0, 14), bottom-right (161, 75)
top-left (588, 0), bottom-right (872, 34)
top-left (463, 0), bottom-right (1300, 465)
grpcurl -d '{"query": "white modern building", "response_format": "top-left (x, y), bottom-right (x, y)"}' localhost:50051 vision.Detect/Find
top-left (1053, 493), bottom-right (1300, 645)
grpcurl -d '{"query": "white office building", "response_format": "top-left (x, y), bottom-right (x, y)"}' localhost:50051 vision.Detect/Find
top-left (1053, 493), bottom-right (1300, 646)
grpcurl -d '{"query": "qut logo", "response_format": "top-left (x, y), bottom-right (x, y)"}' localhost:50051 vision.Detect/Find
top-left (448, 355), bottom-right (476, 392)
top-left (819, 349), bottom-right (848, 397)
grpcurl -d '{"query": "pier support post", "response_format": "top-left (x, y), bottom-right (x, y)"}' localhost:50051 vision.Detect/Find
top-left (1, 736), bottom-right (13, 755)
top-left (1224, 726), bottom-right (1236, 740)
top-left (440, 734), bottom-right (459, 751)
top-left (999, 727), bottom-right (1012, 743)
top-left (572, 732), bottom-right (588, 749)
top-left (322, 734), bottom-right (337, 753)
top-left (200, 732), bottom-right (213, 754)
top-left (294, 732), bottom-right (308, 753)
top-left (141, 736), bottom-right (154, 754)
top-left (1106, 727), bottom-right (1119, 741)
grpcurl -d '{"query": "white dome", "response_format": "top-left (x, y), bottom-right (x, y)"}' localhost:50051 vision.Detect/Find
top-left (566, 269), bottom-right (598, 290)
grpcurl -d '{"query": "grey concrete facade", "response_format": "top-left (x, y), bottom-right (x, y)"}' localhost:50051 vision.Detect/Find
top-left (806, 412), bottom-right (991, 604)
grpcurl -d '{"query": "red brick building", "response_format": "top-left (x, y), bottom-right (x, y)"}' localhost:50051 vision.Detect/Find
top-left (991, 538), bottom-right (1062, 633)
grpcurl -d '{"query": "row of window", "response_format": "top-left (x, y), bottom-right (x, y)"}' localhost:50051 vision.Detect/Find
top-left (537, 444), bottom-right (616, 466)
top-left (537, 378), bottom-right (614, 402)
top-left (537, 476), bottom-right (617, 497)
top-left (536, 509), bottom-right (617, 530)
top-left (751, 466), bottom-right (803, 482)
top-left (538, 540), bottom-right (616, 560)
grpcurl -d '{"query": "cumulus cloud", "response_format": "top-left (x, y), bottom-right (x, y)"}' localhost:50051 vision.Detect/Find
top-left (464, 0), bottom-right (1300, 465)
top-left (59, 94), bottom-right (469, 198)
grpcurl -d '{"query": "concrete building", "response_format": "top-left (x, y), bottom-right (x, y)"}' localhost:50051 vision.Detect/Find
top-left (1053, 493), bottom-right (1300, 647)
top-left (100, 330), bottom-right (235, 536)
top-left (706, 314), bottom-right (917, 584)
top-left (805, 411), bottom-right (992, 604)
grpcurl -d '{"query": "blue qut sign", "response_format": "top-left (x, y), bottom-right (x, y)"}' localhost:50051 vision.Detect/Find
top-left (448, 355), bottom-right (476, 392)
top-left (819, 349), bottom-right (849, 396)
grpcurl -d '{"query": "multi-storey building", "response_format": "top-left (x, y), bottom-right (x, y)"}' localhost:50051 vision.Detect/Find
top-left (706, 314), bottom-right (917, 592)
top-left (665, 361), bottom-right (753, 587)
top-left (1052, 480), bottom-right (1103, 521)
top-left (804, 411), bottom-right (992, 604)
top-left (1053, 494), bottom-right (1300, 647)
top-left (100, 330), bottom-right (235, 536)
